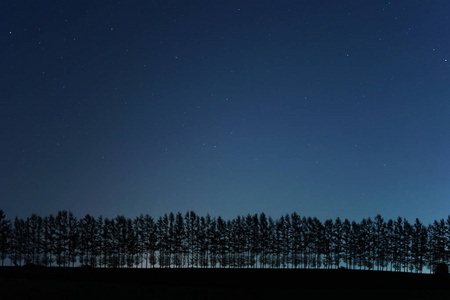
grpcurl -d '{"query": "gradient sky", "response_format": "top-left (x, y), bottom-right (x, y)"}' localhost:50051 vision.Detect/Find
top-left (1, 1), bottom-right (450, 224)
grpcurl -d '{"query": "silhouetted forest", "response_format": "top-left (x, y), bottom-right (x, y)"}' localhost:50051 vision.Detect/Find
top-left (0, 209), bottom-right (448, 273)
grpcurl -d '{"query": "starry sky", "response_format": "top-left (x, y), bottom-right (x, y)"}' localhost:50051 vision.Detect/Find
top-left (1, 1), bottom-right (450, 224)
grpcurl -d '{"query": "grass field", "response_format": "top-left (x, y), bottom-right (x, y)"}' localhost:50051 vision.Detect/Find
top-left (1, 267), bottom-right (449, 299)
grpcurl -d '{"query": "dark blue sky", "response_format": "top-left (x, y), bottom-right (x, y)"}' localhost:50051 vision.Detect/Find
top-left (1, 1), bottom-right (450, 224)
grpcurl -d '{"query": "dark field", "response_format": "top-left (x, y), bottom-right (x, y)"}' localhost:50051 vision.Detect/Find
top-left (1, 267), bottom-right (449, 299)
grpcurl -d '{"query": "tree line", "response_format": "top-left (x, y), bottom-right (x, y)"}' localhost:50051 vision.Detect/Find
top-left (0, 209), bottom-right (448, 272)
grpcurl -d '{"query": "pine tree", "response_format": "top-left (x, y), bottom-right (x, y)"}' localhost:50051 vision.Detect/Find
top-left (230, 216), bottom-right (245, 268)
top-left (341, 219), bottom-right (351, 269)
top-left (311, 217), bottom-right (323, 269)
top-left (79, 214), bottom-right (99, 267)
top-left (332, 217), bottom-right (343, 269)
top-left (245, 214), bottom-right (259, 268)
top-left (207, 215), bottom-right (218, 268)
top-left (402, 219), bottom-right (413, 272)
top-left (373, 214), bottom-right (386, 271)
top-left (142, 214), bottom-right (157, 268)
top-left (322, 219), bottom-right (333, 269)
top-left (290, 212), bottom-right (302, 268)
top-left (198, 216), bottom-right (208, 268)
top-left (216, 216), bottom-right (228, 268)
top-left (279, 214), bottom-right (292, 268)
top-left (0, 210), bottom-right (11, 266)
top-left (185, 211), bottom-right (199, 267)
top-left (392, 217), bottom-right (404, 272)
top-left (385, 219), bottom-right (394, 271)
top-left (54, 211), bottom-right (70, 267)
top-left (26, 214), bottom-right (43, 265)
top-left (171, 212), bottom-right (184, 267)
top-left (428, 219), bottom-right (447, 272)
top-left (102, 218), bottom-right (117, 268)
top-left (258, 213), bottom-right (269, 268)
top-left (411, 218), bottom-right (427, 273)
top-left (156, 214), bottom-right (170, 268)
top-left (11, 217), bottom-right (27, 266)
top-left (349, 221), bottom-right (360, 270)
top-left (67, 212), bottom-right (79, 267)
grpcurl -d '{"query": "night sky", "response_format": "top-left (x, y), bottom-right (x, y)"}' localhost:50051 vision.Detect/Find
top-left (1, 1), bottom-right (450, 224)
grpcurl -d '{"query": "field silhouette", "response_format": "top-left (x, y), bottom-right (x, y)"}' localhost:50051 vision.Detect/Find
top-left (1, 266), bottom-right (449, 299)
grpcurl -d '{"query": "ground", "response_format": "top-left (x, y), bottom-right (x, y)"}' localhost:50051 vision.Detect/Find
top-left (1, 267), bottom-right (449, 299)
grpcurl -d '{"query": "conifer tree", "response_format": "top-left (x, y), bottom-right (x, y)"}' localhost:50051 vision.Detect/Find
top-left (0, 210), bottom-right (11, 266)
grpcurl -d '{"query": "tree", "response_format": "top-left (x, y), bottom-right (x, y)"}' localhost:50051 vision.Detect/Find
top-left (391, 217), bottom-right (404, 272)
top-left (385, 219), bottom-right (394, 271)
top-left (185, 211), bottom-right (199, 268)
top-left (341, 219), bottom-right (352, 269)
top-left (67, 212), bottom-right (79, 267)
top-left (216, 216), bottom-right (229, 268)
top-left (133, 215), bottom-right (145, 268)
top-left (332, 217), bottom-right (343, 269)
top-left (25, 214), bottom-right (43, 265)
top-left (171, 213), bottom-right (185, 267)
top-left (156, 214), bottom-right (170, 268)
top-left (411, 218), bottom-right (428, 273)
top-left (278, 215), bottom-right (292, 268)
top-left (140, 214), bottom-right (157, 268)
top-left (373, 214), bottom-right (387, 271)
top-left (361, 218), bottom-right (374, 270)
top-left (207, 215), bottom-right (218, 268)
top-left (79, 214), bottom-right (100, 267)
top-left (311, 217), bottom-right (323, 268)
top-left (266, 217), bottom-right (276, 268)
top-left (101, 218), bottom-right (117, 268)
top-left (322, 219), bottom-right (333, 269)
top-left (11, 217), bottom-right (27, 266)
top-left (0, 210), bottom-right (11, 266)
top-left (198, 216), bottom-right (208, 268)
top-left (428, 219), bottom-right (448, 272)
top-left (230, 216), bottom-right (245, 268)
top-left (41, 215), bottom-right (55, 267)
top-left (290, 212), bottom-right (303, 269)
top-left (54, 211), bottom-right (70, 267)
top-left (126, 217), bottom-right (138, 268)
top-left (402, 219), bottom-right (413, 272)
top-left (245, 214), bottom-right (259, 268)
top-left (349, 221), bottom-right (360, 270)
top-left (113, 215), bottom-right (133, 268)
top-left (257, 213), bottom-right (269, 268)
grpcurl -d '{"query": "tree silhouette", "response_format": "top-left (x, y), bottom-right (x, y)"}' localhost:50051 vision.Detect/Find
top-left (140, 214), bottom-right (157, 268)
top-left (67, 212), bottom-right (79, 267)
top-left (0, 210), bottom-right (11, 266)
top-left (411, 218), bottom-right (427, 273)
top-left (172, 212), bottom-right (185, 268)
top-left (25, 214), bottom-right (43, 265)
top-left (332, 217), bottom-right (343, 269)
top-left (373, 214), bottom-right (387, 271)
top-left (428, 219), bottom-right (448, 272)
top-left (11, 217), bottom-right (26, 266)
top-left (341, 219), bottom-right (351, 269)
top-left (216, 216), bottom-right (228, 268)
top-left (79, 214), bottom-right (100, 267)
top-left (41, 215), bottom-right (55, 267)
top-left (0, 209), bottom-right (448, 272)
